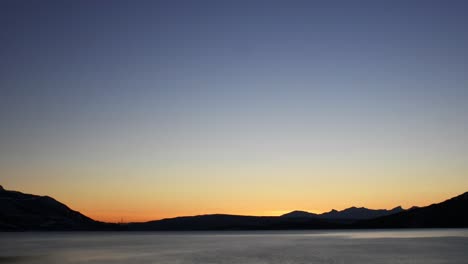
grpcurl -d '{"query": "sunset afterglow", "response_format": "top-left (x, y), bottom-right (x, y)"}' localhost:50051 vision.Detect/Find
top-left (2, 1), bottom-right (468, 223)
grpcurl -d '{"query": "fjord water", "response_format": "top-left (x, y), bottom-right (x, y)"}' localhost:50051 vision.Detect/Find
top-left (1, 230), bottom-right (467, 264)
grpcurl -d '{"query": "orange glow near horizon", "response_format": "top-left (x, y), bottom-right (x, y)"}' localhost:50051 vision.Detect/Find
top-left (69, 189), bottom-right (463, 223)
top-left (3, 160), bottom-right (467, 223)
top-left (2, 0), bottom-right (468, 231)
top-left (78, 196), bottom-right (449, 223)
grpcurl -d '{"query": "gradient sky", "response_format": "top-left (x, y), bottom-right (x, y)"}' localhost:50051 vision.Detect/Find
top-left (1, 0), bottom-right (468, 222)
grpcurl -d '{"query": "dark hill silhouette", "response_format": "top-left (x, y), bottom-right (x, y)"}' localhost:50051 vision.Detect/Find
top-left (320, 206), bottom-right (404, 220)
top-left (0, 185), bottom-right (467, 230)
top-left (356, 192), bottom-right (468, 228)
top-left (281, 210), bottom-right (318, 218)
top-left (0, 185), bottom-right (110, 230)
top-left (281, 206), bottom-right (404, 220)
top-left (127, 214), bottom-right (338, 231)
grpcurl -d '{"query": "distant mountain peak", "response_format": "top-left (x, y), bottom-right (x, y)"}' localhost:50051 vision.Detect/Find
top-left (0, 185), bottom-right (4, 191)
top-left (283, 199), bottom-right (463, 220)
top-left (289, 210), bottom-right (309, 214)
top-left (281, 206), bottom-right (406, 221)
top-left (280, 210), bottom-right (317, 218)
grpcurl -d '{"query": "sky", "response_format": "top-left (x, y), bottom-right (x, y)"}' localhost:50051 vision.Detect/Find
top-left (1, 0), bottom-right (468, 222)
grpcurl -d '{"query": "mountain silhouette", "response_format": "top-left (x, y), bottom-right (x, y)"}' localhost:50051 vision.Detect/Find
top-left (281, 210), bottom-right (319, 218)
top-left (129, 194), bottom-right (465, 230)
top-left (356, 192), bottom-right (468, 228)
top-left (281, 206), bottom-right (404, 220)
top-left (0, 185), bottom-right (109, 230)
top-left (127, 214), bottom-right (338, 231)
top-left (0, 185), bottom-right (466, 231)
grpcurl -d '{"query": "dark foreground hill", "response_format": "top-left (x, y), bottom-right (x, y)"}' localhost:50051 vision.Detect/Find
top-left (0, 185), bottom-right (111, 231)
top-left (356, 191), bottom-right (468, 228)
top-left (0, 185), bottom-right (467, 231)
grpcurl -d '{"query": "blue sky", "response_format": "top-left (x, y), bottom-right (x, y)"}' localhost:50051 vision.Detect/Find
top-left (1, 1), bottom-right (468, 221)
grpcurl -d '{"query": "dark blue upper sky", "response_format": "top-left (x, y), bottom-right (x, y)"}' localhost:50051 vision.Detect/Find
top-left (1, 1), bottom-right (468, 219)
top-left (2, 0), bottom-right (468, 156)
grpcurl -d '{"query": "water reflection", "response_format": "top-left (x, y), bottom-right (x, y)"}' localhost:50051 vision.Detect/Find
top-left (1, 229), bottom-right (467, 264)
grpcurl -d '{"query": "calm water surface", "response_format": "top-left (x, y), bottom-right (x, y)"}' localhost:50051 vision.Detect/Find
top-left (1, 229), bottom-right (467, 264)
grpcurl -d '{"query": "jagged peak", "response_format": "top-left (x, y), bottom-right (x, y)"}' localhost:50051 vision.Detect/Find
top-left (0, 185), bottom-right (5, 191)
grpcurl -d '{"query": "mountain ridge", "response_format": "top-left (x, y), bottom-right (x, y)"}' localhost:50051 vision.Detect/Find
top-left (356, 191), bottom-right (468, 228)
top-left (281, 206), bottom-right (404, 220)
top-left (0, 185), bottom-right (467, 231)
